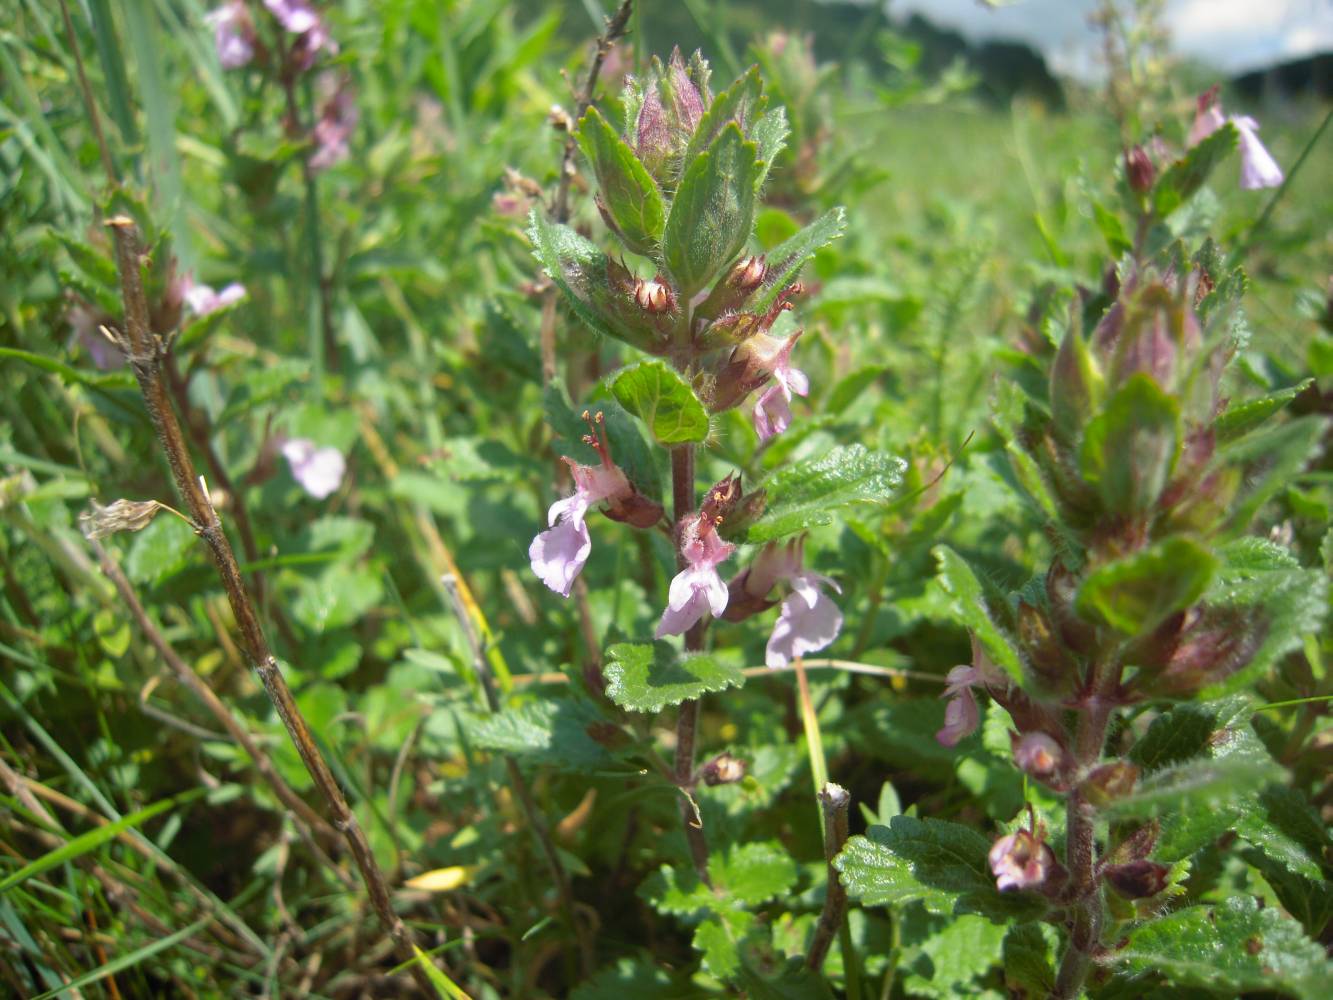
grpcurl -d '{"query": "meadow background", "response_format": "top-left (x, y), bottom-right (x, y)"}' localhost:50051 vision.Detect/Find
top-left (1, 1), bottom-right (1329, 997)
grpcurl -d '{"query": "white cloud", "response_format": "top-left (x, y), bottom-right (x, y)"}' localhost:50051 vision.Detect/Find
top-left (890, 0), bottom-right (1333, 76)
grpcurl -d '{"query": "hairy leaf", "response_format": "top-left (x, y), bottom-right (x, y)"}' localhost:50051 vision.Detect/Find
top-left (932, 546), bottom-right (1025, 684)
top-left (1075, 537), bottom-right (1217, 634)
top-left (747, 445), bottom-right (905, 542)
top-left (576, 106), bottom-right (666, 256)
top-left (608, 361), bottom-right (710, 445)
top-left (603, 642), bottom-right (744, 713)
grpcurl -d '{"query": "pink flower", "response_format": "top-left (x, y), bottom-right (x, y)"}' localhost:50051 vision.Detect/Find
top-left (655, 513), bottom-right (735, 637)
top-left (309, 76), bottom-right (357, 172)
top-left (281, 438), bottom-right (345, 499)
top-left (751, 338), bottom-right (809, 441)
top-left (1188, 86), bottom-right (1283, 190)
top-left (988, 829), bottom-right (1058, 892)
top-left (936, 664), bottom-right (982, 747)
top-left (264, 0), bottom-right (319, 34)
top-left (205, 2), bottom-right (255, 69)
top-left (183, 278), bottom-right (246, 317)
top-left (766, 570), bottom-right (842, 668)
top-left (1233, 116), bottom-right (1283, 190)
top-left (1012, 732), bottom-right (1064, 779)
top-left (530, 412), bottom-right (662, 598)
top-left (264, 0), bottom-right (337, 70)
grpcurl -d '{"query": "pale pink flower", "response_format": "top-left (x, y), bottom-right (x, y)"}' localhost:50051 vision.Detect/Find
top-left (655, 514), bottom-right (734, 637)
top-left (1188, 86), bottom-right (1283, 190)
top-left (530, 460), bottom-right (630, 598)
top-left (183, 279), bottom-right (246, 317)
top-left (988, 829), bottom-right (1057, 892)
top-left (1012, 732), bottom-right (1064, 779)
top-left (309, 76), bottom-right (357, 172)
top-left (281, 438), bottom-right (345, 499)
top-left (1233, 116), bottom-right (1283, 190)
top-left (264, 0), bottom-right (319, 34)
top-left (264, 0), bottom-right (337, 70)
top-left (766, 570), bottom-right (842, 668)
top-left (751, 338), bottom-right (809, 441)
top-left (205, 2), bottom-right (255, 69)
top-left (936, 664), bottom-right (982, 747)
top-left (530, 413), bottom-right (661, 598)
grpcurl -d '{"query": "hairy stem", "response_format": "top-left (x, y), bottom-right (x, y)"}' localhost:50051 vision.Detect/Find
top-left (1054, 684), bottom-right (1116, 999)
top-left (105, 218), bottom-right (433, 995)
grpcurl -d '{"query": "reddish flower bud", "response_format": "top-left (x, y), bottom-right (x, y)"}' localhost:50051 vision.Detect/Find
top-left (1125, 145), bottom-right (1156, 193)
top-left (700, 752), bottom-right (747, 786)
top-left (634, 277), bottom-right (674, 313)
top-left (1012, 732), bottom-right (1066, 783)
top-left (1105, 860), bottom-right (1171, 899)
top-left (728, 255), bottom-right (767, 291)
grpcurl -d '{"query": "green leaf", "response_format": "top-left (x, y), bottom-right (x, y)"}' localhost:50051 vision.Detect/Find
top-left (825, 363), bottom-right (886, 415)
top-left (528, 210), bottom-right (615, 338)
top-left (1219, 415), bottom-right (1326, 534)
top-left (469, 698), bottom-right (627, 772)
top-left (900, 913), bottom-right (1007, 999)
top-left (1129, 696), bottom-right (1253, 772)
top-left (747, 445), bottom-right (905, 543)
top-left (682, 65), bottom-right (763, 166)
top-left (1075, 537), bottom-right (1217, 634)
top-left (1214, 379), bottom-right (1314, 442)
top-left (661, 124), bottom-right (759, 295)
top-left (1104, 755), bottom-right (1285, 823)
top-left (834, 815), bottom-right (1044, 921)
top-left (410, 943), bottom-right (472, 1000)
top-left (125, 512), bottom-right (197, 586)
top-left (603, 642), bottom-right (744, 713)
top-left (1002, 923), bottom-right (1059, 998)
top-left (1243, 847), bottom-right (1333, 938)
top-left (0, 791), bottom-right (194, 893)
top-left (1115, 896), bottom-right (1330, 999)
top-left (28, 916), bottom-right (211, 1000)
top-left (576, 106), bottom-right (666, 256)
top-left (569, 959), bottom-right (681, 1000)
top-left (1078, 373), bottom-right (1180, 516)
top-left (712, 841), bottom-right (799, 905)
top-left (736, 958), bottom-right (836, 1000)
top-left (932, 547), bottom-right (1025, 685)
top-left (750, 107), bottom-right (789, 189)
top-left (751, 208), bottom-right (848, 315)
top-left (608, 361), bottom-right (709, 445)
top-left (1153, 123), bottom-right (1238, 218)
top-left (290, 564), bottom-right (384, 634)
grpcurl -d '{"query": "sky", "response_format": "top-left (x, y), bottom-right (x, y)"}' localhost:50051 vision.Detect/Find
top-left (890, 0), bottom-right (1333, 78)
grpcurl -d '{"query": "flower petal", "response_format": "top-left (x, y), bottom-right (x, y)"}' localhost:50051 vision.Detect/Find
top-left (765, 577), bottom-right (843, 669)
top-left (529, 516), bottom-right (591, 598)
top-left (655, 587), bottom-right (709, 638)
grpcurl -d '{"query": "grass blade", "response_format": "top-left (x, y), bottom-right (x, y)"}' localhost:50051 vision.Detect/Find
top-left (29, 915), bottom-right (212, 1000)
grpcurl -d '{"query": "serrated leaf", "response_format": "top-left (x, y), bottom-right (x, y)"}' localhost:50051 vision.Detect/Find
top-left (528, 210), bottom-right (618, 341)
top-left (682, 65), bottom-right (763, 166)
top-left (603, 641), bottom-right (744, 713)
top-left (834, 816), bottom-right (1043, 920)
top-left (469, 697), bottom-right (626, 772)
top-left (1153, 123), bottom-right (1238, 218)
top-left (1078, 373), bottom-right (1180, 516)
top-left (747, 445), bottom-right (905, 543)
top-left (1075, 537), bottom-right (1217, 634)
top-left (1214, 379), bottom-right (1314, 442)
top-left (1105, 755), bottom-right (1285, 822)
top-left (901, 913), bottom-right (1006, 999)
top-left (713, 841), bottom-right (798, 906)
top-left (1002, 922), bottom-right (1059, 998)
top-left (1115, 896), bottom-right (1330, 998)
top-left (608, 361), bottom-right (709, 445)
top-left (661, 124), bottom-right (759, 295)
top-left (694, 914), bottom-right (747, 979)
top-left (932, 547), bottom-right (1025, 685)
top-left (1243, 847), bottom-right (1333, 937)
top-left (750, 107), bottom-right (789, 189)
top-left (1129, 695), bottom-right (1253, 772)
top-left (576, 106), bottom-right (666, 256)
top-left (751, 208), bottom-right (847, 315)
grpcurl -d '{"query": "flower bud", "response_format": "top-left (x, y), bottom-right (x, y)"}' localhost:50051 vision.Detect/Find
top-left (700, 752), bottom-right (747, 786)
top-left (633, 277), bottom-right (674, 314)
top-left (1012, 732), bottom-right (1066, 783)
top-left (1105, 860), bottom-right (1171, 899)
top-left (728, 255), bottom-right (767, 291)
top-left (1125, 145), bottom-right (1156, 193)
top-left (1083, 761), bottom-right (1139, 806)
top-left (700, 473), bottom-right (743, 522)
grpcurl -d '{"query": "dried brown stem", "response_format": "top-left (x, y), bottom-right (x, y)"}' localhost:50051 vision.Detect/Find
top-left (807, 783), bottom-right (851, 971)
top-left (104, 218), bottom-right (431, 995)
